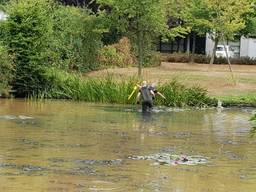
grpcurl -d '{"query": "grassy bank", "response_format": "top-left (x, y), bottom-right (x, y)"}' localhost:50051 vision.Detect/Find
top-left (87, 63), bottom-right (256, 107)
top-left (218, 94), bottom-right (256, 107)
top-left (32, 68), bottom-right (216, 107)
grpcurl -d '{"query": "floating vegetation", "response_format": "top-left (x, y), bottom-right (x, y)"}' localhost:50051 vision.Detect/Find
top-left (129, 153), bottom-right (208, 166)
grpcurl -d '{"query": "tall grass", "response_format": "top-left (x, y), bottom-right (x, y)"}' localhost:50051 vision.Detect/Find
top-left (155, 81), bottom-right (216, 107)
top-left (35, 67), bottom-right (216, 107)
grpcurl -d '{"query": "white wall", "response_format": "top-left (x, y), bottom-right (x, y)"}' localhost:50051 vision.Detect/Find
top-left (205, 34), bottom-right (240, 57)
top-left (240, 37), bottom-right (256, 58)
top-left (205, 34), bottom-right (214, 56)
top-left (205, 34), bottom-right (256, 58)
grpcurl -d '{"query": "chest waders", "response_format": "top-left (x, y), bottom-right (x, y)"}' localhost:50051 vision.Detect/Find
top-left (140, 86), bottom-right (153, 112)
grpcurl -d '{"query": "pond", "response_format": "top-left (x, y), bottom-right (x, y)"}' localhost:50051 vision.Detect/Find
top-left (0, 99), bottom-right (255, 191)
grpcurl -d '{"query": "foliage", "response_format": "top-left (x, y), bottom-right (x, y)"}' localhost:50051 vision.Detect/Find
top-left (0, 44), bottom-right (14, 95)
top-left (182, 0), bottom-right (254, 63)
top-left (51, 5), bottom-right (105, 71)
top-left (0, 0), bottom-right (107, 96)
top-left (1, 0), bottom-right (55, 96)
top-left (99, 37), bottom-right (136, 68)
top-left (40, 67), bottom-right (140, 104)
top-left (238, 0), bottom-right (256, 37)
top-left (36, 68), bottom-right (215, 107)
top-left (155, 80), bottom-right (216, 107)
top-left (183, 0), bottom-right (253, 39)
top-left (0, 0), bottom-right (9, 5)
top-left (143, 51), bottom-right (162, 67)
top-left (97, 0), bottom-right (188, 75)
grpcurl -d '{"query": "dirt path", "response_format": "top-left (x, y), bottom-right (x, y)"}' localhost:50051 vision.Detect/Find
top-left (87, 63), bottom-right (256, 97)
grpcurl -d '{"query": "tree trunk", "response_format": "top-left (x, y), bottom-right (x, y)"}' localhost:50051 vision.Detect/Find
top-left (222, 34), bottom-right (235, 83)
top-left (137, 29), bottom-right (143, 77)
top-left (186, 34), bottom-right (190, 58)
top-left (190, 32), bottom-right (196, 63)
top-left (159, 36), bottom-right (162, 52)
top-left (210, 37), bottom-right (219, 65)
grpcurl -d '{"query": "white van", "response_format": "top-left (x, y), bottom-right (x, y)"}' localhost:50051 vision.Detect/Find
top-left (215, 45), bottom-right (235, 58)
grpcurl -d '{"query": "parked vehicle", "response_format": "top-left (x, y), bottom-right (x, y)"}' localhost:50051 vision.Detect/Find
top-left (215, 45), bottom-right (235, 58)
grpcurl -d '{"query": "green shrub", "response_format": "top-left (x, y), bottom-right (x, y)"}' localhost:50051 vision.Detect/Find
top-left (1, 0), bottom-right (54, 96)
top-left (0, 44), bottom-right (14, 95)
top-left (143, 51), bottom-right (162, 67)
top-left (193, 54), bottom-right (210, 63)
top-left (99, 46), bottom-right (124, 67)
top-left (161, 52), bottom-right (189, 63)
top-left (99, 37), bottom-right (136, 68)
top-left (51, 6), bottom-right (105, 71)
top-left (0, 0), bottom-right (107, 96)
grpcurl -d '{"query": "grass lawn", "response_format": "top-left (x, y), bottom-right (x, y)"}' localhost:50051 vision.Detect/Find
top-left (87, 62), bottom-right (256, 100)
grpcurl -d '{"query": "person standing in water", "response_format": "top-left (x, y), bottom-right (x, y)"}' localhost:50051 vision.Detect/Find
top-left (136, 81), bottom-right (155, 112)
top-left (148, 82), bottom-right (166, 100)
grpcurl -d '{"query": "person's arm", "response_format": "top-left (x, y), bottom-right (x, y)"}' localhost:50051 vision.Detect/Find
top-left (156, 92), bottom-right (166, 99)
top-left (136, 92), bottom-right (141, 104)
top-left (150, 90), bottom-right (155, 98)
top-left (136, 84), bottom-right (142, 89)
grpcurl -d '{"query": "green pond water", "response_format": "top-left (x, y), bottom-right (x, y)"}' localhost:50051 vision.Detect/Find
top-left (0, 99), bottom-right (255, 192)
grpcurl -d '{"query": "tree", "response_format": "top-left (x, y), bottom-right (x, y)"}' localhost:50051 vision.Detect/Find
top-left (238, 1), bottom-right (256, 37)
top-left (182, 0), bottom-right (254, 65)
top-left (98, 0), bottom-right (187, 76)
top-left (166, 0), bottom-right (194, 59)
top-left (57, 0), bottom-right (99, 12)
top-left (1, 0), bottom-right (55, 96)
top-left (51, 5), bottom-right (105, 71)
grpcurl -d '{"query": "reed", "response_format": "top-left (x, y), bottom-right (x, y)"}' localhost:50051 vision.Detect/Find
top-left (35, 68), bottom-right (215, 107)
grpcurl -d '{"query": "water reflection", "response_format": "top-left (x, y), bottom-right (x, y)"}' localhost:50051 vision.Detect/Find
top-left (0, 100), bottom-right (255, 192)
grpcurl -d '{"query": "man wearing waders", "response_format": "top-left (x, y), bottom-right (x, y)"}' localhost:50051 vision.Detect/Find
top-left (136, 81), bottom-right (155, 112)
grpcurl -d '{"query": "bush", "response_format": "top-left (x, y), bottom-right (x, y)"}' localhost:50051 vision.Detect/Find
top-left (162, 52), bottom-right (189, 63)
top-left (193, 54), bottom-right (210, 63)
top-left (161, 53), bottom-right (256, 65)
top-left (51, 6), bottom-right (104, 71)
top-left (99, 37), bottom-right (136, 68)
top-left (2, 0), bottom-right (54, 97)
top-left (231, 57), bottom-right (256, 65)
top-left (0, 0), bottom-right (107, 96)
top-left (143, 51), bottom-right (162, 67)
top-left (0, 44), bottom-right (14, 96)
